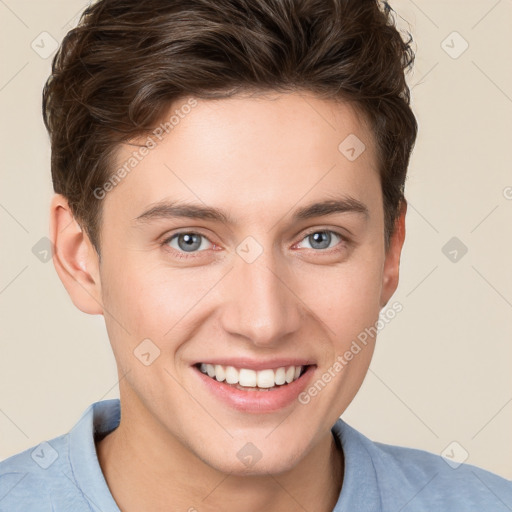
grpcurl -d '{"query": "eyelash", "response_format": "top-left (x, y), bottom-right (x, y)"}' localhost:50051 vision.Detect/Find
top-left (160, 228), bottom-right (349, 259)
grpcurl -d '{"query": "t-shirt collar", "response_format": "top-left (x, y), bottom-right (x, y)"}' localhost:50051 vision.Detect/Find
top-left (69, 399), bottom-right (382, 512)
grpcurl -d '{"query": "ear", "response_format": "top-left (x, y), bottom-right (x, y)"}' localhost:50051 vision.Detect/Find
top-left (380, 199), bottom-right (407, 308)
top-left (49, 194), bottom-right (104, 315)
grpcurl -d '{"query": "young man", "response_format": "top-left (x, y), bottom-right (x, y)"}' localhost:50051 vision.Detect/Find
top-left (1, 0), bottom-right (511, 510)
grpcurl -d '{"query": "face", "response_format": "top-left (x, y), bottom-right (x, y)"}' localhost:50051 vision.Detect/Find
top-left (81, 91), bottom-right (403, 475)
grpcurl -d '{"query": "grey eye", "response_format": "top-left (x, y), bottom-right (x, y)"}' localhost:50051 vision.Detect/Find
top-left (299, 231), bottom-right (342, 251)
top-left (167, 233), bottom-right (209, 253)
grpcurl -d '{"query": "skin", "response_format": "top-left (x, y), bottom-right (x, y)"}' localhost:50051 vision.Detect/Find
top-left (50, 91), bottom-right (406, 512)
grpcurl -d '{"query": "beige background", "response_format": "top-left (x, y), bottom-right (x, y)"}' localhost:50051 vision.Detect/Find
top-left (1, 0), bottom-right (511, 480)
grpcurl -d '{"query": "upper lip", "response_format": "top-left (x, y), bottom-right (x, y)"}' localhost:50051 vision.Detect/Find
top-left (193, 358), bottom-right (316, 371)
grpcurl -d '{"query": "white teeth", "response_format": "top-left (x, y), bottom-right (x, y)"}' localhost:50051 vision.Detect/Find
top-left (275, 367), bottom-right (286, 385)
top-left (257, 369), bottom-right (276, 388)
top-left (239, 369), bottom-right (257, 387)
top-left (206, 364), bottom-right (215, 378)
top-left (214, 364), bottom-right (225, 382)
top-left (198, 364), bottom-right (305, 388)
top-left (225, 366), bottom-right (238, 384)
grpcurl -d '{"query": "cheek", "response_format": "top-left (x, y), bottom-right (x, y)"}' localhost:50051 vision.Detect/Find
top-left (293, 261), bottom-right (383, 424)
top-left (100, 255), bottom-right (219, 352)
top-left (299, 256), bottom-right (384, 342)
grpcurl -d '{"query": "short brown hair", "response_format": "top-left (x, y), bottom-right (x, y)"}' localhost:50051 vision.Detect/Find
top-left (43, 0), bottom-right (417, 254)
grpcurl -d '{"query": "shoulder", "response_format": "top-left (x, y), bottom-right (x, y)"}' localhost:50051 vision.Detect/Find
top-left (0, 433), bottom-right (77, 511)
top-left (333, 419), bottom-right (512, 510)
top-left (373, 439), bottom-right (512, 505)
top-left (0, 399), bottom-right (116, 512)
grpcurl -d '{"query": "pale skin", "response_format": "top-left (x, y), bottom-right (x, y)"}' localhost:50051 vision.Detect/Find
top-left (50, 91), bottom-right (406, 512)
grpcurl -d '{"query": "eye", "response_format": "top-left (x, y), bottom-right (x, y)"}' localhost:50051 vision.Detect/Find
top-left (162, 232), bottom-right (213, 257)
top-left (296, 230), bottom-right (345, 251)
top-left (162, 228), bottom-right (347, 259)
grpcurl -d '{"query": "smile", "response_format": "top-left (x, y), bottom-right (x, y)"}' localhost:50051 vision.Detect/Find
top-left (192, 360), bottom-right (316, 413)
top-left (196, 363), bottom-right (307, 391)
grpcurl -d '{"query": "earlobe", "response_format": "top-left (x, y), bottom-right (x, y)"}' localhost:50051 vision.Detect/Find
top-left (49, 194), bottom-right (104, 315)
top-left (380, 200), bottom-right (407, 308)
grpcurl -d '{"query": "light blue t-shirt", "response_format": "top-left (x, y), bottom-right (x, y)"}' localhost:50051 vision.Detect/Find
top-left (1, 398), bottom-right (511, 511)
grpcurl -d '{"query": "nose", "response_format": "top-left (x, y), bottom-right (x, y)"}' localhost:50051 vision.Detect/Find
top-left (219, 247), bottom-right (302, 348)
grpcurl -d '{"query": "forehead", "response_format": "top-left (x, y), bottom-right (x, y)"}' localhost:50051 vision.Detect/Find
top-left (103, 92), bottom-right (381, 226)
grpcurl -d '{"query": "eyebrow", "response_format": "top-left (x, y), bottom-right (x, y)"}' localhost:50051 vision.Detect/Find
top-left (133, 195), bottom-right (370, 226)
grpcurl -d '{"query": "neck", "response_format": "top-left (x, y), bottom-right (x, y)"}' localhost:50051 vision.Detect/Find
top-left (96, 395), bottom-right (344, 512)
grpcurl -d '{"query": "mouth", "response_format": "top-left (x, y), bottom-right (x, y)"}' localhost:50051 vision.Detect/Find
top-left (192, 360), bottom-right (316, 413)
top-left (195, 363), bottom-right (309, 392)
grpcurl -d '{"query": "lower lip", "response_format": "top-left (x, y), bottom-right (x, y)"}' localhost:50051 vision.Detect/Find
top-left (193, 365), bottom-right (316, 413)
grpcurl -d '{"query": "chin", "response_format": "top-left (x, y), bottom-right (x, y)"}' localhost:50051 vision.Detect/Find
top-left (198, 441), bottom-right (306, 477)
